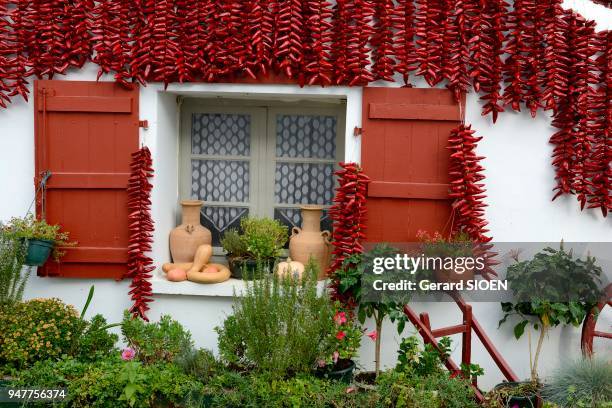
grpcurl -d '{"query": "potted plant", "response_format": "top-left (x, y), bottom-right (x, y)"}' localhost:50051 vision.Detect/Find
top-left (416, 230), bottom-right (476, 284)
top-left (315, 302), bottom-right (363, 383)
top-left (0, 215), bottom-right (74, 266)
top-left (221, 217), bottom-right (287, 280)
top-left (494, 242), bottom-right (603, 408)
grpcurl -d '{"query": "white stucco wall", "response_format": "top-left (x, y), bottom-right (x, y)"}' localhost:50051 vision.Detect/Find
top-left (1, 0), bottom-right (610, 390)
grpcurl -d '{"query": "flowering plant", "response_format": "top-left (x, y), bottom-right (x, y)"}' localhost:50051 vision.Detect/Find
top-left (318, 303), bottom-right (363, 369)
top-left (416, 230), bottom-right (474, 259)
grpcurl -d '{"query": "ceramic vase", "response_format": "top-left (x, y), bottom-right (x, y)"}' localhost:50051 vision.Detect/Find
top-left (169, 200), bottom-right (211, 263)
top-left (289, 205), bottom-right (331, 280)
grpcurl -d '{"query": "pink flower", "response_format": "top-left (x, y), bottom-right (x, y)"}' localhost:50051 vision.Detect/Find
top-left (345, 386), bottom-right (356, 394)
top-left (334, 311), bottom-right (347, 325)
top-left (367, 330), bottom-right (378, 341)
top-left (332, 351), bottom-right (339, 363)
top-left (335, 331), bottom-right (346, 340)
top-left (121, 347), bottom-right (135, 361)
top-left (317, 359), bottom-right (326, 368)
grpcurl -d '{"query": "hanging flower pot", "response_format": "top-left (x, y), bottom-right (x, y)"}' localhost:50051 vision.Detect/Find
top-left (23, 238), bottom-right (55, 266)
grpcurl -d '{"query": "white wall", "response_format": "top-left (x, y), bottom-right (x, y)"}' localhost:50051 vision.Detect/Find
top-left (1, 1), bottom-right (611, 390)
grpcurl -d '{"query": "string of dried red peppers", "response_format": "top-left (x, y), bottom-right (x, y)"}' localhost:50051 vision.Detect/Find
top-left (125, 147), bottom-right (155, 321)
top-left (0, 0), bottom-right (609, 216)
top-left (328, 162), bottom-right (370, 308)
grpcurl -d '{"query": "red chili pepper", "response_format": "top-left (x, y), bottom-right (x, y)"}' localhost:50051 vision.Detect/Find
top-left (125, 147), bottom-right (155, 321)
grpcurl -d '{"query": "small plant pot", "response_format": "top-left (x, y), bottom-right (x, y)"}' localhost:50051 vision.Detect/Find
top-left (23, 239), bottom-right (54, 266)
top-left (227, 256), bottom-right (276, 280)
top-left (492, 381), bottom-right (539, 408)
top-left (315, 360), bottom-right (356, 384)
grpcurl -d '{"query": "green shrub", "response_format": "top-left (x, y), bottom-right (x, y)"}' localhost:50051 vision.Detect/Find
top-left (198, 372), bottom-right (376, 408)
top-left (75, 313), bottom-right (119, 362)
top-left (215, 262), bottom-right (334, 377)
top-left (543, 357), bottom-right (612, 408)
top-left (220, 228), bottom-right (248, 257)
top-left (0, 298), bottom-right (82, 368)
top-left (121, 311), bottom-right (193, 364)
top-left (11, 356), bottom-right (203, 408)
top-left (175, 347), bottom-right (222, 381)
top-left (0, 231), bottom-right (29, 306)
top-left (376, 370), bottom-right (479, 408)
top-left (240, 217), bottom-right (288, 259)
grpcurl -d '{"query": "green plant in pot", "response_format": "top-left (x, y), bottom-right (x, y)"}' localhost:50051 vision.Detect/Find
top-left (492, 243), bottom-right (603, 408)
top-left (1, 215), bottom-right (74, 266)
top-left (221, 217), bottom-right (287, 279)
top-left (315, 301), bottom-right (363, 384)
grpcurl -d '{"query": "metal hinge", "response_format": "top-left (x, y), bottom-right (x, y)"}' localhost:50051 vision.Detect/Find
top-left (353, 127), bottom-right (363, 137)
top-left (139, 120), bottom-right (149, 129)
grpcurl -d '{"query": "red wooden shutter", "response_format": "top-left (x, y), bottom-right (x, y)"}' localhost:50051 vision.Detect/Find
top-left (34, 80), bottom-right (139, 279)
top-left (361, 87), bottom-right (463, 242)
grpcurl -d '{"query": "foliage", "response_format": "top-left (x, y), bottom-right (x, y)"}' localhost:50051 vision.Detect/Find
top-left (215, 261), bottom-right (334, 377)
top-left (221, 217), bottom-right (288, 260)
top-left (318, 302), bottom-right (363, 368)
top-left (416, 230), bottom-right (474, 259)
top-left (376, 369), bottom-right (479, 408)
top-left (0, 230), bottom-right (29, 306)
top-left (0, 297), bottom-right (117, 370)
top-left (542, 357), bottom-right (612, 408)
top-left (194, 371), bottom-right (376, 408)
top-left (499, 243), bottom-right (603, 380)
top-left (396, 336), bottom-right (451, 376)
top-left (483, 381), bottom-right (540, 408)
top-left (335, 244), bottom-right (410, 374)
top-left (75, 313), bottom-right (119, 362)
top-left (220, 228), bottom-right (248, 258)
top-left (11, 356), bottom-right (203, 408)
top-left (1, 214), bottom-right (75, 260)
top-left (0, 298), bottom-right (81, 369)
top-left (175, 347), bottom-right (222, 381)
top-left (121, 311), bottom-right (193, 365)
top-left (240, 217), bottom-right (288, 259)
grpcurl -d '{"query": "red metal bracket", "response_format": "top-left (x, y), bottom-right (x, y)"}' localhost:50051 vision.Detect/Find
top-left (138, 120), bottom-right (149, 129)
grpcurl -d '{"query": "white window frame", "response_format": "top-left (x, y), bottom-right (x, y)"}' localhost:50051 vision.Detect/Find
top-left (179, 98), bottom-right (346, 253)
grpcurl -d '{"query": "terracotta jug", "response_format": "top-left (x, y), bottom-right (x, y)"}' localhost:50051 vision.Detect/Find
top-left (289, 205), bottom-right (331, 280)
top-left (169, 200), bottom-right (212, 263)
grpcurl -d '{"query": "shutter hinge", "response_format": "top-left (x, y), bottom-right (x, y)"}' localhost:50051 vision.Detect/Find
top-left (353, 127), bottom-right (363, 137)
top-left (139, 120), bottom-right (149, 129)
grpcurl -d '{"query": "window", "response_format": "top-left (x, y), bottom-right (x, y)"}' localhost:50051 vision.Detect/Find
top-left (180, 99), bottom-right (345, 248)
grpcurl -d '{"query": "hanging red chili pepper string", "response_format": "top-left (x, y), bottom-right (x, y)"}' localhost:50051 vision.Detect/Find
top-left (372, 0), bottom-right (396, 82)
top-left (502, 0), bottom-right (527, 112)
top-left (330, 0), bottom-right (350, 84)
top-left (275, 0), bottom-right (304, 81)
top-left (521, 0), bottom-right (542, 117)
top-left (584, 30), bottom-right (611, 216)
top-left (328, 162), bottom-right (370, 308)
top-left (393, 0), bottom-right (417, 86)
top-left (246, 0), bottom-right (274, 77)
top-left (447, 124), bottom-right (497, 278)
top-left (125, 146), bottom-right (155, 321)
top-left (346, 0), bottom-right (375, 86)
top-left (477, 0), bottom-right (507, 122)
top-left (442, 0), bottom-right (471, 102)
top-left (304, 0), bottom-right (333, 86)
top-left (415, 0), bottom-right (445, 87)
top-left (540, 0), bottom-right (566, 114)
top-left (129, 0), bottom-right (155, 85)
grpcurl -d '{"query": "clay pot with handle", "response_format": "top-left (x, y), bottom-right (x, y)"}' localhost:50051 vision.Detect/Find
top-left (169, 200), bottom-right (212, 263)
top-left (289, 205), bottom-right (331, 280)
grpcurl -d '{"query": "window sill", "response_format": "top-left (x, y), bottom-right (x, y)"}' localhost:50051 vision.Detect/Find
top-left (150, 273), bottom-right (330, 297)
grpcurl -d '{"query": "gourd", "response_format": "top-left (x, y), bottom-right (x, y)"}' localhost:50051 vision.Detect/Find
top-left (166, 268), bottom-right (187, 282)
top-left (276, 258), bottom-right (305, 279)
top-left (187, 263), bottom-right (231, 283)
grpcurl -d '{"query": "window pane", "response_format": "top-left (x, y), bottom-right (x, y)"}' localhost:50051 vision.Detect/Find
top-left (275, 163), bottom-right (334, 205)
top-left (276, 114), bottom-right (336, 159)
top-left (192, 113), bottom-right (251, 156)
top-left (191, 160), bottom-right (250, 203)
top-left (201, 206), bottom-right (249, 247)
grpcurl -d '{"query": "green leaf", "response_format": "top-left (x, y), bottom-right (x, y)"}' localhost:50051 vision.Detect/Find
top-left (514, 320), bottom-right (528, 339)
